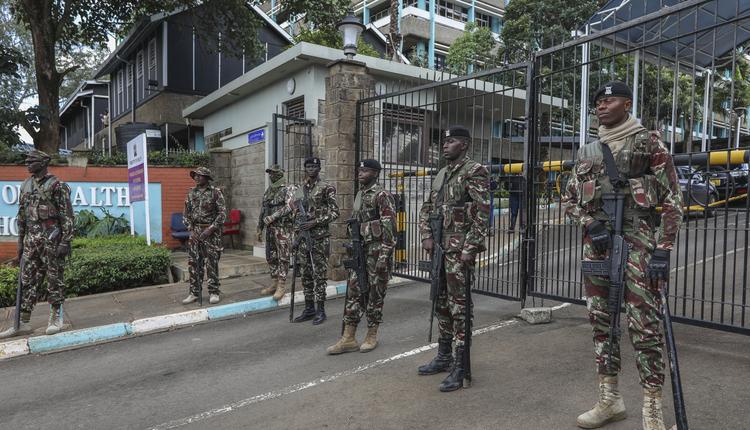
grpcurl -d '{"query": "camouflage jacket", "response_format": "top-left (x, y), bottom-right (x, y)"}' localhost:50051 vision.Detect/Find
top-left (17, 174), bottom-right (74, 243)
top-left (183, 185), bottom-right (227, 232)
top-left (419, 155), bottom-right (490, 257)
top-left (260, 178), bottom-right (296, 230)
top-left (562, 131), bottom-right (684, 251)
top-left (291, 177), bottom-right (339, 238)
top-left (352, 181), bottom-right (396, 260)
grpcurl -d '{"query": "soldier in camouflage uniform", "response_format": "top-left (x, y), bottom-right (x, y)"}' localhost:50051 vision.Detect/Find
top-left (181, 167), bottom-right (227, 305)
top-left (0, 150), bottom-right (74, 339)
top-left (563, 82), bottom-right (683, 430)
top-left (291, 157), bottom-right (339, 325)
top-left (327, 159), bottom-right (395, 355)
top-left (416, 126), bottom-right (490, 392)
top-left (257, 165), bottom-right (296, 301)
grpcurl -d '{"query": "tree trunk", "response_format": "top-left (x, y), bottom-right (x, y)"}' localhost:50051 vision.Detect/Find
top-left (22, 0), bottom-right (62, 154)
top-left (387, 0), bottom-right (402, 62)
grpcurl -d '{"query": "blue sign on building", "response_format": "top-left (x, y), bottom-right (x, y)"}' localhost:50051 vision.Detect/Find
top-left (248, 129), bottom-right (266, 145)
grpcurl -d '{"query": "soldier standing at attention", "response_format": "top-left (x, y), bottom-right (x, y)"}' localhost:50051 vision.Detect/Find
top-left (290, 157), bottom-right (339, 325)
top-left (0, 150), bottom-right (74, 338)
top-left (563, 82), bottom-right (683, 430)
top-left (257, 164), bottom-right (296, 301)
top-left (327, 159), bottom-right (396, 354)
top-left (416, 126), bottom-right (490, 392)
top-left (182, 167), bottom-right (227, 305)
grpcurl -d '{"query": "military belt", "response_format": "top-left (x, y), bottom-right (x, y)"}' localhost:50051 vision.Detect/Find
top-left (196, 223), bottom-right (212, 228)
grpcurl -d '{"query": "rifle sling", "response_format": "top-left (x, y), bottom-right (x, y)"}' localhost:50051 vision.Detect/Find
top-left (598, 141), bottom-right (626, 189)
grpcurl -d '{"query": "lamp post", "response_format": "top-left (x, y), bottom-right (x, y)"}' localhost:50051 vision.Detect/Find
top-left (337, 12), bottom-right (365, 60)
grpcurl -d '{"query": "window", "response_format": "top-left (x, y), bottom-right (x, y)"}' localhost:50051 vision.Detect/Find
top-left (438, 0), bottom-right (468, 22)
top-left (137, 51), bottom-right (144, 99)
top-left (382, 104), bottom-right (426, 165)
top-left (148, 39), bottom-right (157, 81)
top-left (475, 12), bottom-right (491, 28)
top-left (404, 0), bottom-right (419, 7)
top-left (434, 53), bottom-right (447, 70)
top-left (205, 127), bottom-right (232, 148)
top-left (117, 69), bottom-right (124, 114)
top-left (284, 97), bottom-right (305, 119)
top-left (127, 65), bottom-right (133, 109)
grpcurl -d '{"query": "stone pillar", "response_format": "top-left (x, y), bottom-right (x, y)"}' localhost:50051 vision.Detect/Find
top-left (322, 59), bottom-right (375, 281)
top-left (209, 148), bottom-right (232, 208)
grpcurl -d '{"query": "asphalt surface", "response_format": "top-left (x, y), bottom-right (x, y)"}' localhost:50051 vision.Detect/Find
top-left (1, 282), bottom-right (749, 430)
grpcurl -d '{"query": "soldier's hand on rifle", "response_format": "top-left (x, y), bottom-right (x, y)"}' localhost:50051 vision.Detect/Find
top-left (300, 220), bottom-right (316, 231)
top-left (199, 227), bottom-right (214, 241)
top-left (375, 257), bottom-right (388, 273)
top-left (586, 220), bottom-right (611, 254)
top-left (647, 249), bottom-right (671, 282)
top-left (422, 238), bottom-right (434, 253)
top-left (56, 242), bottom-right (71, 258)
top-left (263, 215), bottom-right (273, 226)
top-left (256, 228), bottom-right (263, 242)
top-left (460, 252), bottom-right (475, 264)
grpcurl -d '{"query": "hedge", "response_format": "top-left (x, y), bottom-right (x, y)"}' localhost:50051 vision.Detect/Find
top-left (0, 236), bottom-right (171, 307)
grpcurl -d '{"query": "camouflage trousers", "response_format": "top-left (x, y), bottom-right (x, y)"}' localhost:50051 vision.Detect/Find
top-left (297, 235), bottom-right (329, 303)
top-left (20, 236), bottom-right (65, 315)
top-left (188, 230), bottom-right (223, 295)
top-left (343, 243), bottom-right (392, 327)
top-left (435, 252), bottom-right (472, 346)
top-left (265, 224), bottom-right (292, 282)
top-left (583, 221), bottom-right (665, 389)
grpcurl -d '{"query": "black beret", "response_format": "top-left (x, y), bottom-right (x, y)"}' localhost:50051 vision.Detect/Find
top-left (358, 159), bottom-right (382, 171)
top-left (593, 81), bottom-right (633, 103)
top-left (443, 125), bottom-right (471, 139)
top-left (304, 157), bottom-right (321, 167)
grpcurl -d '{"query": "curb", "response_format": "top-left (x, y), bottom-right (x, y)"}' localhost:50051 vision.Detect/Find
top-left (0, 281), bottom-right (398, 361)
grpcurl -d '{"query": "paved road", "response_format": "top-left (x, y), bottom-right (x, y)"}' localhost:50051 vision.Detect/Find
top-left (1, 283), bottom-right (749, 430)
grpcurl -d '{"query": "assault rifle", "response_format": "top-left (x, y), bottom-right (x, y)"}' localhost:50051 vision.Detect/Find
top-left (418, 212), bottom-right (444, 343)
top-left (580, 143), bottom-right (630, 374)
top-left (289, 195), bottom-right (316, 321)
top-left (14, 255), bottom-right (23, 331)
top-left (463, 265), bottom-right (473, 388)
top-left (257, 201), bottom-right (270, 242)
top-left (342, 218), bottom-right (368, 335)
top-left (660, 279), bottom-right (689, 430)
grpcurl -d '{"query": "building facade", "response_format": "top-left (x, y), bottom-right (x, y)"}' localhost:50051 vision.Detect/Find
top-left (58, 81), bottom-right (109, 151)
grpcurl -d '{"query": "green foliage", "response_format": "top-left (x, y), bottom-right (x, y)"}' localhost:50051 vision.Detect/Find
top-left (74, 208), bottom-right (130, 237)
top-left (65, 235), bottom-right (170, 297)
top-left (74, 209), bottom-right (99, 237)
top-left (500, 0), bottom-right (605, 63)
top-left (294, 28), bottom-right (381, 58)
top-left (447, 22), bottom-right (497, 75)
top-left (0, 142), bottom-right (25, 163)
top-left (280, 0), bottom-right (352, 32)
top-left (0, 266), bottom-right (18, 308)
top-left (84, 149), bottom-right (209, 167)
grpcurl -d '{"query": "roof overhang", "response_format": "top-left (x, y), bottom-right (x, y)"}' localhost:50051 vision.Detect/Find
top-left (60, 80), bottom-right (109, 118)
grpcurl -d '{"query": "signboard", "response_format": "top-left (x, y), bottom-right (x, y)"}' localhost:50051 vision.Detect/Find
top-left (248, 129), bottom-right (265, 145)
top-left (127, 134), bottom-right (146, 202)
top-left (126, 134), bottom-right (152, 244)
top-left (0, 181), bottom-right (163, 242)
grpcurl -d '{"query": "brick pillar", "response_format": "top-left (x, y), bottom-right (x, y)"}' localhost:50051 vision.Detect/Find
top-left (323, 59), bottom-right (375, 281)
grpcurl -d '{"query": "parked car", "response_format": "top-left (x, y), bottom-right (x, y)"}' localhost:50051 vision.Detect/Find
top-left (698, 164), bottom-right (749, 200)
top-left (676, 166), bottom-right (719, 217)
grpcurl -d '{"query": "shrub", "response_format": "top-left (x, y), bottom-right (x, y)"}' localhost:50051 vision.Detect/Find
top-left (64, 235), bottom-right (170, 297)
top-left (0, 267), bottom-right (19, 308)
top-left (74, 208), bottom-right (130, 237)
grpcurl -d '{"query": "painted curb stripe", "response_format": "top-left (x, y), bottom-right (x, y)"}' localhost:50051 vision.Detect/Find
top-left (27, 323), bottom-right (131, 354)
top-left (131, 309), bottom-right (209, 335)
top-left (207, 297), bottom-right (278, 320)
top-left (0, 338), bottom-right (30, 360)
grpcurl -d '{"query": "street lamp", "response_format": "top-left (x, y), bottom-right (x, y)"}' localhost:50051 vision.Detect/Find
top-left (337, 12), bottom-right (364, 60)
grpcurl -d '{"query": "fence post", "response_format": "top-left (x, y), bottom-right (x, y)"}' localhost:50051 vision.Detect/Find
top-left (520, 60), bottom-right (538, 308)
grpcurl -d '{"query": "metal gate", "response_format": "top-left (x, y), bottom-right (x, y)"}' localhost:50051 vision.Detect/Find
top-left (272, 114), bottom-right (314, 185)
top-left (356, 64), bottom-right (532, 301)
top-left (355, 0), bottom-right (750, 334)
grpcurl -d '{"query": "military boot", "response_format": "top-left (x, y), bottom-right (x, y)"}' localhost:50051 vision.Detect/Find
top-left (576, 375), bottom-right (627, 429)
top-left (642, 387), bottom-right (666, 430)
top-left (439, 346), bottom-right (466, 392)
top-left (326, 324), bottom-right (359, 355)
top-left (272, 279), bottom-right (286, 301)
top-left (260, 279), bottom-right (277, 296)
top-left (312, 301), bottom-right (326, 325)
top-left (293, 299), bottom-right (316, 323)
top-left (0, 312), bottom-right (32, 339)
top-left (359, 325), bottom-right (379, 353)
top-left (418, 338), bottom-right (453, 375)
top-left (45, 304), bottom-right (64, 335)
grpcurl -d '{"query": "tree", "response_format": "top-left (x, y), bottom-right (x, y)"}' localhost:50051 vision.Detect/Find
top-left (500, 0), bottom-right (606, 63)
top-left (446, 22), bottom-right (497, 75)
top-left (0, 42), bottom-right (27, 146)
top-left (10, 0), bottom-right (265, 154)
top-left (293, 27), bottom-right (381, 58)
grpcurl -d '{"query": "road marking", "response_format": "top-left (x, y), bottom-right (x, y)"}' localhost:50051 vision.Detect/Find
top-left (147, 319), bottom-right (520, 430)
top-left (671, 246), bottom-right (746, 274)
